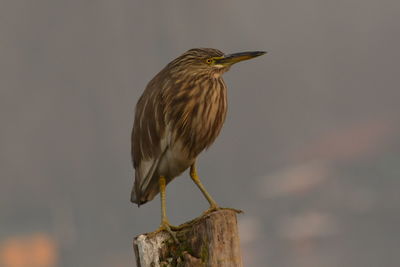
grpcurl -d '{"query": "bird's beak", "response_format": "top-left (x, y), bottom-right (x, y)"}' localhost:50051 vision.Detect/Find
top-left (215, 51), bottom-right (267, 66)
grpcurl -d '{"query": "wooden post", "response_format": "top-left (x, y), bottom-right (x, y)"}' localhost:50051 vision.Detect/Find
top-left (133, 209), bottom-right (243, 267)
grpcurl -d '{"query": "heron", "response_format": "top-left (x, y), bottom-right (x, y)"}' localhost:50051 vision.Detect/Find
top-left (131, 48), bottom-right (266, 238)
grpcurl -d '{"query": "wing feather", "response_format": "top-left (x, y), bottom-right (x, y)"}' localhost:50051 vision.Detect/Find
top-left (130, 78), bottom-right (166, 205)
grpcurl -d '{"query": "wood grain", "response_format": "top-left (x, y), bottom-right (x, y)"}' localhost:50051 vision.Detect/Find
top-left (133, 209), bottom-right (243, 267)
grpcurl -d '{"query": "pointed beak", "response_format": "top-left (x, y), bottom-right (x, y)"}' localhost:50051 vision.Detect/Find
top-left (215, 51), bottom-right (267, 65)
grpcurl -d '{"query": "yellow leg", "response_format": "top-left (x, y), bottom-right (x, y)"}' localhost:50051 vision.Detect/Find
top-left (190, 163), bottom-right (219, 211)
top-left (157, 176), bottom-right (179, 243)
top-left (159, 176), bottom-right (169, 224)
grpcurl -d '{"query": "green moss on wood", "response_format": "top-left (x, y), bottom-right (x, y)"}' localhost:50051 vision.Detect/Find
top-left (200, 241), bottom-right (209, 263)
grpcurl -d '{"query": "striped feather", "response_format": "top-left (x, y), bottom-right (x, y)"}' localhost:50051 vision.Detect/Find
top-left (131, 48), bottom-right (228, 205)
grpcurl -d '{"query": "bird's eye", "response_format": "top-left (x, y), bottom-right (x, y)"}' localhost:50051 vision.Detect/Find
top-left (205, 58), bottom-right (213, 64)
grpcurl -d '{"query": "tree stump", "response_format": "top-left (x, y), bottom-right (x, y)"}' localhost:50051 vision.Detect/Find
top-left (133, 209), bottom-right (243, 267)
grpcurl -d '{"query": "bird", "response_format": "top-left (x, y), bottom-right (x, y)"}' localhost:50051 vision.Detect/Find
top-left (130, 48), bottom-right (266, 237)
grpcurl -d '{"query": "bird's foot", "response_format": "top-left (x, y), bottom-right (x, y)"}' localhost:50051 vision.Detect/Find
top-left (222, 207), bottom-right (243, 214)
top-left (155, 220), bottom-right (179, 244)
top-left (202, 206), bottom-right (243, 215)
top-left (202, 204), bottom-right (220, 215)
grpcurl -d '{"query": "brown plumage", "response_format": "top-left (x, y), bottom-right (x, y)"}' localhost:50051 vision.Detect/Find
top-left (130, 48), bottom-right (266, 210)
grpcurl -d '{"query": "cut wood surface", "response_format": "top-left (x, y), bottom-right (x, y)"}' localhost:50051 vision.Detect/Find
top-left (133, 209), bottom-right (243, 267)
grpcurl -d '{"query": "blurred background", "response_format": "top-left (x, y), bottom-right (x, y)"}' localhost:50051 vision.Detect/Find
top-left (1, 0), bottom-right (400, 266)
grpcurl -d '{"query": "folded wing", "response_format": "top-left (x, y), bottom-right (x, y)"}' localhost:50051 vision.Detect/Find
top-left (130, 85), bottom-right (166, 205)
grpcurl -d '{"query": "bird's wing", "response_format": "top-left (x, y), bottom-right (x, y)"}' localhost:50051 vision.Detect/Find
top-left (131, 86), bottom-right (166, 204)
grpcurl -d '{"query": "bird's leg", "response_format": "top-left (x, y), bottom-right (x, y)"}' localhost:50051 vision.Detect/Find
top-left (190, 163), bottom-right (219, 213)
top-left (156, 176), bottom-right (179, 243)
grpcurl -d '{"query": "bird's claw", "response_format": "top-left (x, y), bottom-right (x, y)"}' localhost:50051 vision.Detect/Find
top-left (222, 207), bottom-right (243, 214)
top-left (156, 221), bottom-right (180, 244)
top-left (202, 206), bottom-right (243, 215)
top-left (202, 204), bottom-right (220, 215)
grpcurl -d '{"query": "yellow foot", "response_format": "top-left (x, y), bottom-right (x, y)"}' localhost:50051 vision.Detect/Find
top-left (169, 224), bottom-right (185, 231)
top-left (155, 221), bottom-right (179, 244)
top-left (202, 204), bottom-right (220, 215)
top-left (222, 207), bottom-right (243, 214)
top-left (202, 206), bottom-right (243, 215)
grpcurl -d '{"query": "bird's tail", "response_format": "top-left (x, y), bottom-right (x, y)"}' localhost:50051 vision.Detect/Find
top-left (130, 160), bottom-right (161, 206)
top-left (130, 174), bottom-right (161, 206)
top-left (130, 177), bottom-right (140, 206)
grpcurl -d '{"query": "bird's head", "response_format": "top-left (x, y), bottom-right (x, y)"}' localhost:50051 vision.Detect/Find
top-left (169, 48), bottom-right (266, 78)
